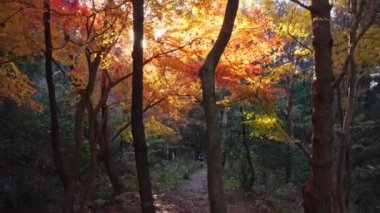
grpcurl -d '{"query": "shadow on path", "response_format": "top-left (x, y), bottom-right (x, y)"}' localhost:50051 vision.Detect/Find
top-left (94, 168), bottom-right (269, 212)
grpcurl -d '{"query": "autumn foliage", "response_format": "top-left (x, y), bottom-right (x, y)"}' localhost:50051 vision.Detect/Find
top-left (1, 0), bottom-right (336, 212)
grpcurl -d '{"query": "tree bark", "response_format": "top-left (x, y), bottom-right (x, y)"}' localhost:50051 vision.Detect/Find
top-left (79, 109), bottom-right (99, 213)
top-left (64, 99), bottom-right (86, 213)
top-left (103, 135), bottom-right (125, 195)
top-left (100, 78), bottom-right (125, 195)
top-left (335, 34), bottom-right (357, 213)
top-left (63, 51), bottom-right (102, 213)
top-left (131, 0), bottom-right (155, 212)
top-left (43, 0), bottom-right (68, 189)
top-left (301, 1), bottom-right (335, 213)
top-left (285, 146), bottom-right (292, 183)
top-left (199, 0), bottom-right (239, 212)
top-left (240, 106), bottom-right (255, 189)
top-left (334, 1), bottom-right (379, 212)
top-left (284, 75), bottom-right (295, 183)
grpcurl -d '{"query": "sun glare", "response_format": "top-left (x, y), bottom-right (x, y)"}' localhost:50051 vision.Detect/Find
top-left (128, 30), bottom-right (147, 49)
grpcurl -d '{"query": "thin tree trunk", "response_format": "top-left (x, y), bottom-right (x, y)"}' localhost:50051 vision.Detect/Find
top-left (64, 99), bottom-right (86, 213)
top-left (285, 146), bottom-right (292, 183)
top-left (131, 0), bottom-right (155, 212)
top-left (102, 116), bottom-right (125, 195)
top-left (79, 106), bottom-right (99, 213)
top-left (334, 1), bottom-right (379, 212)
top-left (100, 79), bottom-right (125, 195)
top-left (199, 1), bottom-right (239, 212)
top-left (221, 108), bottom-right (228, 167)
top-left (240, 106), bottom-right (255, 189)
top-left (284, 75), bottom-right (295, 183)
top-left (335, 39), bottom-right (357, 213)
top-left (262, 157), bottom-right (266, 185)
top-left (63, 52), bottom-right (102, 213)
top-left (301, 1), bottom-right (335, 212)
top-left (43, 0), bottom-right (67, 189)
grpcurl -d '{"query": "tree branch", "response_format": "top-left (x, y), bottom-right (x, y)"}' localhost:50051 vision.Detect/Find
top-left (295, 142), bottom-right (311, 159)
top-left (143, 38), bottom-right (201, 65)
top-left (289, 0), bottom-right (311, 11)
top-left (110, 72), bottom-right (133, 88)
top-left (110, 97), bottom-right (165, 141)
top-left (332, 56), bottom-right (350, 88)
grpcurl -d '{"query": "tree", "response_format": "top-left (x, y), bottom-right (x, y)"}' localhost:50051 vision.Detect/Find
top-left (239, 106), bottom-right (255, 189)
top-left (0, 62), bottom-right (42, 110)
top-left (131, 0), bottom-right (155, 212)
top-left (54, 2), bottom-right (128, 211)
top-left (43, 0), bottom-right (67, 190)
top-left (0, 0), bottom-right (43, 110)
top-left (63, 50), bottom-right (102, 213)
top-left (98, 72), bottom-right (127, 196)
top-left (199, 0), bottom-right (239, 212)
top-left (333, 1), bottom-right (380, 212)
top-left (290, 0), bottom-right (335, 212)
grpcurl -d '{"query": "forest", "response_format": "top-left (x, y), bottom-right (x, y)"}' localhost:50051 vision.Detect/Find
top-left (0, 0), bottom-right (379, 212)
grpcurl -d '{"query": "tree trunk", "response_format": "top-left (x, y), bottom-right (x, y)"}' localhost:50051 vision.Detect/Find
top-left (199, 1), bottom-right (239, 212)
top-left (334, 1), bottom-right (379, 212)
top-left (221, 107), bottom-right (228, 167)
top-left (240, 106), bottom-right (255, 189)
top-left (301, 1), bottom-right (335, 213)
top-left (285, 146), bottom-right (292, 183)
top-left (262, 157), bottom-right (266, 185)
top-left (104, 145), bottom-right (125, 196)
top-left (64, 99), bottom-right (86, 213)
top-left (78, 108), bottom-right (99, 213)
top-left (43, 0), bottom-right (67, 189)
top-left (63, 52), bottom-right (102, 213)
top-left (100, 83), bottom-right (125, 195)
top-left (284, 75), bottom-right (296, 183)
top-left (131, 0), bottom-right (155, 212)
top-left (335, 36), bottom-right (357, 213)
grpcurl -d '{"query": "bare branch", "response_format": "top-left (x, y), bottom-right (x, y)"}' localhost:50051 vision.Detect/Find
top-left (286, 6), bottom-right (313, 53)
top-left (289, 0), bottom-right (311, 11)
top-left (295, 142), bottom-right (311, 159)
top-left (332, 56), bottom-right (350, 87)
top-left (110, 72), bottom-right (133, 88)
top-left (110, 98), bottom-right (165, 141)
top-left (287, 32), bottom-right (313, 53)
top-left (143, 38), bottom-right (201, 65)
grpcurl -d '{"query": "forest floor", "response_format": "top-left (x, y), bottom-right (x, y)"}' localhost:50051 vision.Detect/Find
top-left (93, 168), bottom-right (270, 213)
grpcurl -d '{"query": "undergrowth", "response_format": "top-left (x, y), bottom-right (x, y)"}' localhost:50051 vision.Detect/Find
top-left (151, 158), bottom-right (201, 188)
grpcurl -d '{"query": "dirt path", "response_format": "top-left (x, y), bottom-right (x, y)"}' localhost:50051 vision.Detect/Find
top-left (154, 168), bottom-right (209, 212)
top-left (156, 167), bottom-right (269, 212)
top-left (175, 167), bottom-right (208, 198)
top-left (94, 168), bottom-right (267, 212)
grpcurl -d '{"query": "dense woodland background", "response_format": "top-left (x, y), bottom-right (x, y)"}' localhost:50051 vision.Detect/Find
top-left (0, 0), bottom-right (379, 212)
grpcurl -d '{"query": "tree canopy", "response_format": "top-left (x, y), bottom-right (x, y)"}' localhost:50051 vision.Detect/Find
top-left (1, 0), bottom-right (379, 212)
